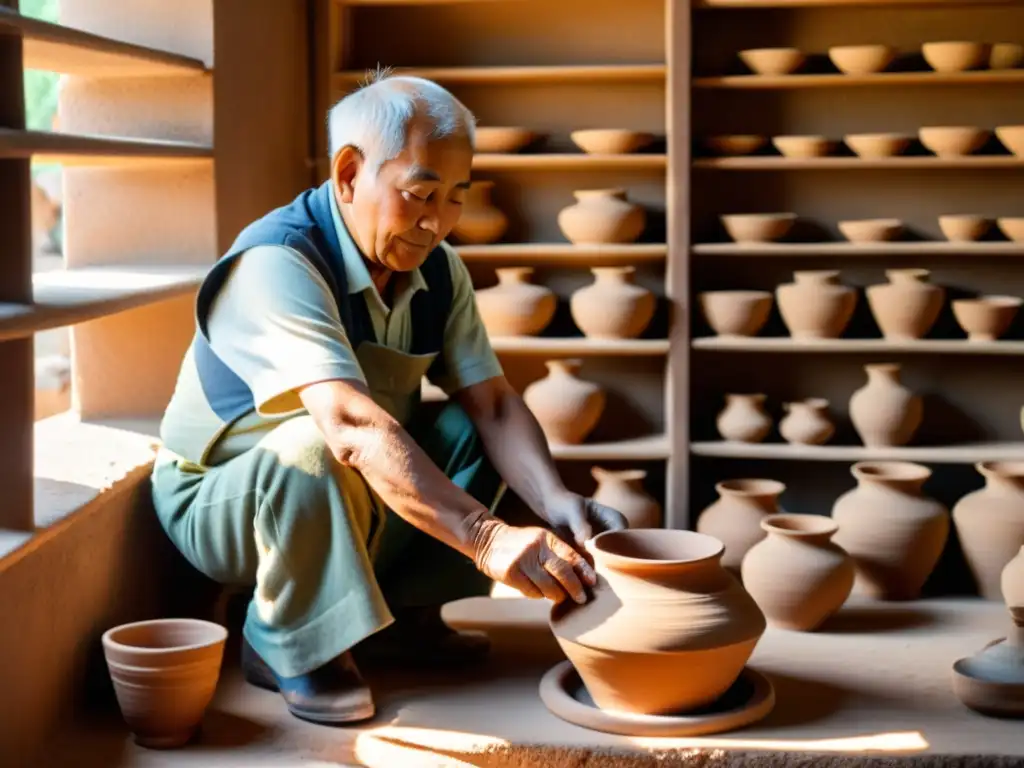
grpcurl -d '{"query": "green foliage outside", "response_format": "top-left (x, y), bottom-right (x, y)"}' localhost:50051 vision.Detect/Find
top-left (21, 0), bottom-right (60, 176)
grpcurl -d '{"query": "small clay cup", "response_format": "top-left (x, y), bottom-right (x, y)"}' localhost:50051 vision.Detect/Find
top-left (720, 213), bottom-right (797, 243)
top-left (919, 126), bottom-right (990, 157)
top-left (705, 135), bottom-right (767, 156)
top-left (998, 218), bottom-right (1024, 242)
top-left (474, 127), bottom-right (538, 153)
top-left (828, 45), bottom-right (896, 75)
top-left (922, 41), bottom-right (990, 72)
top-left (952, 296), bottom-right (1023, 341)
top-left (772, 135), bottom-right (835, 159)
top-left (571, 129), bottom-right (655, 155)
top-left (844, 133), bottom-right (913, 159)
top-left (996, 126), bottom-right (1024, 157)
top-left (739, 47), bottom-right (805, 76)
top-left (699, 290), bottom-right (773, 337)
top-left (939, 215), bottom-right (992, 242)
top-left (838, 218), bottom-right (903, 243)
top-left (991, 43), bottom-right (1024, 70)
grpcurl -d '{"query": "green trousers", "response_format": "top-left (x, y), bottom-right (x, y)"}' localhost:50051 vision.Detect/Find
top-left (151, 403), bottom-right (504, 678)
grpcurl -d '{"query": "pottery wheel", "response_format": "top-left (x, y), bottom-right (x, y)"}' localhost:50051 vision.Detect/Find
top-left (539, 660), bottom-right (775, 737)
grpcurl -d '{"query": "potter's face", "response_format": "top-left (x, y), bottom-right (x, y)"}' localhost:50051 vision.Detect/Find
top-left (334, 116), bottom-right (473, 272)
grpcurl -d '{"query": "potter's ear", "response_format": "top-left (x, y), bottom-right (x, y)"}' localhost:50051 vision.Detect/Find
top-left (332, 145), bottom-right (364, 204)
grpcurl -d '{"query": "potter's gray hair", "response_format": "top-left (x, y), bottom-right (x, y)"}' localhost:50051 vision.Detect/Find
top-left (327, 67), bottom-right (476, 172)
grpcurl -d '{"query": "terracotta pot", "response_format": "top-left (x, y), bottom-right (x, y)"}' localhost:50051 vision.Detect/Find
top-left (705, 135), bottom-right (767, 156)
top-left (741, 514), bottom-right (855, 631)
top-left (716, 393), bottom-right (772, 443)
top-left (557, 189), bottom-right (645, 245)
top-left (523, 359), bottom-right (605, 445)
top-left (475, 267), bottom-right (556, 337)
top-left (739, 47), bottom-right (805, 76)
top-left (779, 398), bottom-right (835, 445)
top-left (952, 296), bottom-right (1022, 341)
top-left (998, 218), bottom-right (1024, 243)
top-left (952, 462), bottom-right (1024, 600)
top-left (591, 467), bottom-right (662, 529)
top-left (991, 43), bottom-right (1024, 70)
top-left (919, 126), bottom-right (990, 157)
top-left (698, 290), bottom-right (773, 337)
top-left (776, 269), bottom-right (857, 340)
top-left (831, 461), bottom-right (949, 600)
top-left (720, 213), bottom-right (796, 243)
top-left (996, 125), bottom-right (1024, 157)
top-left (922, 41), bottom-right (990, 72)
top-left (474, 127), bottom-right (538, 154)
top-left (570, 266), bottom-right (655, 339)
top-left (697, 478), bottom-right (786, 572)
top-left (844, 132), bottom-right (912, 159)
top-left (102, 618), bottom-right (227, 749)
top-left (939, 214), bottom-right (991, 243)
top-left (828, 44), bottom-right (896, 75)
top-left (450, 181), bottom-right (508, 244)
top-left (549, 529), bottom-right (766, 715)
top-left (838, 218), bottom-right (903, 243)
top-left (772, 135), bottom-right (835, 159)
top-left (571, 129), bottom-right (655, 155)
top-left (849, 363), bottom-right (922, 447)
top-left (866, 268), bottom-right (945, 340)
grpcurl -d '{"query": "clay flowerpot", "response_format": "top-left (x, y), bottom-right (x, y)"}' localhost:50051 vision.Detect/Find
top-left (998, 218), bottom-right (1024, 242)
top-left (450, 180), bottom-right (508, 244)
top-left (716, 393), bottom-right (772, 443)
top-left (741, 514), bottom-right (855, 631)
top-left (570, 266), bottom-right (655, 339)
top-left (828, 44), bottom-right (896, 75)
top-left (776, 270), bottom-right (857, 340)
top-left (549, 529), bottom-right (766, 715)
top-left (991, 43), bottom-right (1024, 70)
top-left (866, 268), bottom-right (945, 340)
top-left (919, 126), bottom-right (991, 157)
top-left (952, 296), bottom-right (1022, 341)
top-left (849, 363), bottom-right (922, 447)
top-left (102, 618), bottom-right (227, 749)
top-left (738, 47), bottom-right (805, 76)
top-left (697, 478), bottom-right (786, 572)
top-left (571, 129), bottom-right (655, 155)
top-left (952, 462), bottom-right (1024, 600)
top-left (705, 135), bottom-right (767, 156)
top-left (474, 126), bottom-right (538, 154)
top-left (831, 462), bottom-right (949, 601)
top-left (939, 214), bottom-right (991, 243)
top-left (779, 398), bottom-right (835, 445)
top-left (591, 467), bottom-right (661, 529)
top-left (922, 41), bottom-right (990, 72)
top-left (838, 218), bottom-right (903, 243)
top-left (844, 133), bottom-right (913, 159)
top-left (557, 189), bottom-right (645, 245)
top-left (523, 359), bottom-right (605, 445)
top-left (996, 126), bottom-right (1024, 157)
top-left (698, 290), bottom-right (773, 337)
top-left (720, 213), bottom-right (797, 243)
top-left (772, 135), bottom-right (835, 159)
top-left (475, 267), bottom-right (556, 337)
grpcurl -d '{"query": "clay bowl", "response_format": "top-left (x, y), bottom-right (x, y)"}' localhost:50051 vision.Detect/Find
top-left (699, 290), bottom-right (774, 337)
top-left (922, 41), bottom-right (991, 72)
top-left (474, 127), bottom-right (538, 154)
top-left (828, 44), bottom-right (896, 75)
top-left (844, 133), bottom-right (913, 159)
top-left (705, 135), bottom-right (767, 156)
top-left (571, 129), bottom-right (656, 155)
top-left (918, 126), bottom-right (991, 157)
top-left (838, 218), bottom-right (903, 243)
top-left (720, 213), bottom-right (797, 243)
top-left (996, 126), bottom-right (1024, 157)
top-left (951, 635), bottom-right (1024, 719)
top-left (103, 618), bottom-right (228, 749)
top-left (952, 296), bottom-right (1023, 341)
top-left (991, 42), bottom-right (1024, 70)
top-left (772, 135), bottom-right (835, 159)
top-left (998, 218), bottom-right (1024, 242)
top-left (738, 47), bottom-right (805, 76)
top-left (939, 214), bottom-right (992, 242)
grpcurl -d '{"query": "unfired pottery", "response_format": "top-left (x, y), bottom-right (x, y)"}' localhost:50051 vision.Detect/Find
top-left (705, 135), bottom-right (767, 156)
top-left (922, 41), bottom-right (990, 72)
top-left (832, 461), bottom-right (949, 601)
top-left (557, 189), bottom-right (645, 245)
top-left (570, 266), bottom-right (655, 339)
top-left (716, 393), bottom-right (772, 443)
top-left (776, 270), bottom-right (857, 339)
top-left (779, 398), bottom-right (835, 445)
top-left (522, 359), bottom-right (605, 445)
top-left (996, 125), bottom-right (1024, 157)
top-left (938, 214), bottom-right (991, 242)
top-left (591, 467), bottom-right (662, 529)
top-left (741, 514), bottom-right (855, 631)
top-left (450, 180), bottom-right (508, 244)
top-left (549, 529), bottom-right (766, 715)
top-left (849, 363), bottom-right (923, 447)
top-left (998, 218), bottom-right (1024, 243)
top-left (919, 126), bottom-right (990, 157)
top-left (474, 267), bottom-right (556, 337)
top-left (474, 127), bottom-right (538, 154)
top-left (828, 44), bottom-right (896, 75)
top-left (772, 135), bottom-right (834, 159)
top-left (838, 218), bottom-right (903, 243)
top-left (720, 213), bottom-right (796, 243)
top-left (952, 296), bottom-right (1022, 341)
top-left (102, 618), bottom-right (227, 749)
top-left (952, 462), bottom-right (1024, 600)
top-left (698, 290), bottom-right (773, 337)
top-left (844, 133), bottom-right (912, 159)
top-left (991, 43), bottom-right (1024, 70)
top-left (571, 129), bottom-right (655, 155)
top-left (697, 478), bottom-right (786, 572)
top-left (738, 47), bottom-right (805, 76)
top-left (866, 268), bottom-right (945, 340)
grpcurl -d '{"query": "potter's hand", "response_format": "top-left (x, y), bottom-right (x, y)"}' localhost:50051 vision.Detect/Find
top-left (543, 491), bottom-right (629, 550)
top-left (471, 520), bottom-right (597, 604)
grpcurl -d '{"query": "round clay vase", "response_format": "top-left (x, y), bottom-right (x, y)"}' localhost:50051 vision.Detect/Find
top-left (741, 514), bottom-right (855, 631)
top-left (557, 189), bottom-right (645, 245)
top-left (952, 462), bottom-right (1024, 601)
top-left (697, 478), bottom-right (786, 573)
top-left (779, 398), bottom-right (835, 446)
top-left (549, 529), bottom-right (766, 715)
top-left (450, 181), bottom-right (508, 244)
top-left (831, 461), bottom-right (950, 601)
top-left (522, 359), bottom-right (605, 445)
top-left (1005, 546), bottom-right (1024, 608)
top-left (776, 270), bottom-right (857, 340)
top-left (716, 393), bottom-right (772, 443)
top-left (849, 363), bottom-right (923, 447)
top-left (591, 467), bottom-right (662, 529)
top-left (570, 266), bottom-right (655, 339)
top-left (102, 618), bottom-right (228, 749)
top-left (866, 269), bottom-right (945, 340)
top-left (475, 267), bottom-right (556, 337)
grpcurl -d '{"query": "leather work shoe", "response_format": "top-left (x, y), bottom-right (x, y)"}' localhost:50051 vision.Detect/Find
top-left (241, 639), bottom-right (375, 725)
top-left (355, 605), bottom-right (491, 668)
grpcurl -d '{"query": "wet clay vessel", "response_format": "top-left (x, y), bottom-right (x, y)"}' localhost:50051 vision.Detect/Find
top-left (591, 467), bottom-right (662, 529)
top-left (450, 180), bottom-right (508, 244)
top-left (776, 270), bottom-right (857, 339)
top-left (523, 359), bottom-right (605, 445)
top-left (699, 290), bottom-right (773, 337)
top-left (474, 267), bottom-right (556, 336)
top-left (849, 363), bottom-right (923, 447)
top-left (557, 189), bottom-right (645, 244)
top-left (779, 398), bottom-right (835, 445)
top-left (952, 296), bottom-right (1022, 341)
top-left (570, 266), bottom-right (655, 339)
top-left (866, 269), bottom-right (945, 340)
top-left (716, 393), bottom-right (772, 443)
top-left (697, 478), bottom-right (786, 573)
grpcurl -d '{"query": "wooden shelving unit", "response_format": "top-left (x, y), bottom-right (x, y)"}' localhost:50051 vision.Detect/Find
top-left (690, 440), bottom-right (1024, 463)
top-left (473, 153), bottom-right (666, 172)
top-left (0, 128), bottom-right (213, 166)
top-left (694, 156), bottom-right (1024, 170)
top-left (456, 243), bottom-right (669, 264)
top-left (692, 338), bottom-right (1024, 354)
top-left (694, 70), bottom-right (1024, 89)
top-left (332, 63), bottom-right (667, 91)
top-left (693, 242), bottom-right (1024, 256)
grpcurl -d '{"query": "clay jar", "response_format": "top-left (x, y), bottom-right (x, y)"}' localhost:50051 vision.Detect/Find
top-left (832, 461), bottom-right (950, 600)
top-left (779, 398), bottom-right (835, 445)
top-left (741, 514), bottom-right (855, 631)
top-left (474, 267), bottom-right (556, 336)
top-left (522, 359), bottom-right (605, 445)
top-left (570, 267), bottom-right (655, 339)
top-left (549, 529), bottom-right (766, 715)
top-left (591, 467), bottom-right (662, 529)
top-left (557, 189), bottom-right (646, 245)
top-left (866, 269), bottom-right (945, 340)
top-left (450, 180), bottom-right (508, 244)
top-left (716, 393), bottom-right (772, 443)
top-left (776, 270), bottom-right (857, 340)
top-left (952, 462), bottom-right (1024, 600)
top-left (696, 478), bottom-right (785, 573)
top-left (849, 363), bottom-right (923, 447)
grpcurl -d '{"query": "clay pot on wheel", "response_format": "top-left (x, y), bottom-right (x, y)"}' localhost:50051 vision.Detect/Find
top-left (570, 267), bottom-right (655, 339)
top-left (697, 478), bottom-right (786, 573)
top-left (716, 393), bottom-right (772, 443)
top-left (557, 189), bottom-right (645, 244)
top-left (779, 398), bottom-right (835, 445)
top-left (591, 467), bottom-right (662, 529)
top-left (849, 363), bottom-right (923, 447)
top-left (776, 270), bottom-right (857, 340)
top-left (549, 529), bottom-right (766, 715)
top-left (523, 359), bottom-right (605, 445)
top-left (475, 267), bottom-right (556, 336)
top-left (866, 269), bottom-right (945, 340)
top-left (450, 181), bottom-right (508, 244)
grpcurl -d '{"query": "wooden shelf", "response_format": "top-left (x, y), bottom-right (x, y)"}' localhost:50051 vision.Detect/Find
top-left (0, 8), bottom-right (208, 77)
top-left (693, 337), bottom-right (1024, 354)
top-left (694, 156), bottom-right (1024, 170)
top-left (473, 153), bottom-right (665, 171)
top-left (456, 243), bottom-right (669, 264)
top-left (694, 0), bottom-right (1020, 7)
top-left (693, 242), bottom-right (1024, 257)
top-left (334, 64), bottom-right (667, 89)
top-left (342, 0), bottom-right (518, 4)
top-left (490, 337), bottom-right (670, 355)
top-left (549, 435), bottom-right (671, 461)
top-left (0, 129), bottom-right (212, 166)
top-left (691, 440), bottom-right (1024, 464)
top-left (694, 70), bottom-right (1024, 89)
